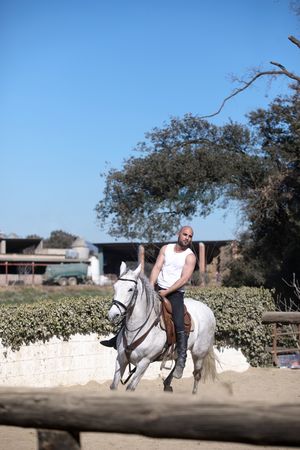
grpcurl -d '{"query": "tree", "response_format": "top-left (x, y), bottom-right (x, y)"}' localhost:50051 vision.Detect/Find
top-left (96, 34), bottom-right (299, 242)
top-left (95, 33), bottom-right (300, 296)
top-left (96, 97), bottom-right (299, 244)
top-left (225, 89), bottom-right (300, 294)
top-left (26, 234), bottom-right (42, 239)
top-left (95, 116), bottom-right (257, 240)
top-left (43, 230), bottom-right (77, 249)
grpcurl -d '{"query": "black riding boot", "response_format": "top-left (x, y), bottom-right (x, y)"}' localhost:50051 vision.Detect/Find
top-left (173, 331), bottom-right (188, 379)
top-left (100, 319), bottom-right (125, 350)
top-left (100, 334), bottom-right (118, 349)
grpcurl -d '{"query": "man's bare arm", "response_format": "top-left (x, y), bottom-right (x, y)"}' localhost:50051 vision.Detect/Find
top-left (149, 245), bottom-right (166, 286)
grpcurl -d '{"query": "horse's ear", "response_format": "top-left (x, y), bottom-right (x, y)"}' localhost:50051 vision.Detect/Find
top-left (120, 261), bottom-right (127, 276)
top-left (133, 263), bottom-right (142, 278)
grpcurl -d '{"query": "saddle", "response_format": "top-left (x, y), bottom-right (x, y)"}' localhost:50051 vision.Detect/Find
top-left (160, 298), bottom-right (193, 346)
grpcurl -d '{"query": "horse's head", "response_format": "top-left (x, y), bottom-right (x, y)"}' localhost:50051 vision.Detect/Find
top-left (108, 261), bottom-right (142, 323)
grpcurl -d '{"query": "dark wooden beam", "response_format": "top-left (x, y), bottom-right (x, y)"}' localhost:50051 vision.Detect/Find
top-left (0, 388), bottom-right (300, 446)
top-left (262, 312), bottom-right (300, 324)
top-left (38, 430), bottom-right (80, 450)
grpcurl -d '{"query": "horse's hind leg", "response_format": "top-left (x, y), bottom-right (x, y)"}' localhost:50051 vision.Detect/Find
top-left (192, 367), bottom-right (202, 394)
top-left (192, 355), bottom-right (203, 395)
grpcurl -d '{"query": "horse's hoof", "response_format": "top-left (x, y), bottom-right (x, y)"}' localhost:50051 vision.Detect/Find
top-left (164, 385), bottom-right (173, 393)
top-left (126, 386), bottom-right (136, 392)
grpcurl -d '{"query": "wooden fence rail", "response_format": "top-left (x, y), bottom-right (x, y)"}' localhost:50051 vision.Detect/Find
top-left (0, 388), bottom-right (300, 448)
top-left (262, 312), bottom-right (300, 366)
top-left (262, 312), bottom-right (300, 324)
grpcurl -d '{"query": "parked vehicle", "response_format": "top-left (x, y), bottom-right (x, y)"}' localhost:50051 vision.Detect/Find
top-left (43, 263), bottom-right (91, 286)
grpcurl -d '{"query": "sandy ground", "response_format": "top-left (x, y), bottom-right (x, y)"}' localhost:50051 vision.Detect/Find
top-left (0, 367), bottom-right (300, 450)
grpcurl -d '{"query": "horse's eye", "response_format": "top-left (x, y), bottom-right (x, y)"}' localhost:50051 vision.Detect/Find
top-left (128, 288), bottom-right (133, 292)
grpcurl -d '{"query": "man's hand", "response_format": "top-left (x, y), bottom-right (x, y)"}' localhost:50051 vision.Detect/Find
top-left (159, 290), bottom-right (168, 297)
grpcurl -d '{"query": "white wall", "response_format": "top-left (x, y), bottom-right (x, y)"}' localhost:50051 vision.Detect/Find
top-left (0, 274), bottom-right (44, 286)
top-left (0, 334), bottom-right (250, 388)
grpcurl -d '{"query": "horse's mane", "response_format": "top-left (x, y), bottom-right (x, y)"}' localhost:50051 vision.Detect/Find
top-left (137, 272), bottom-right (161, 315)
top-left (121, 268), bottom-right (161, 316)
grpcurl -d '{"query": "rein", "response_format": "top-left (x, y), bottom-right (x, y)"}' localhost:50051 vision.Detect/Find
top-left (123, 314), bottom-right (160, 361)
top-left (112, 274), bottom-right (160, 385)
top-left (120, 315), bottom-right (160, 386)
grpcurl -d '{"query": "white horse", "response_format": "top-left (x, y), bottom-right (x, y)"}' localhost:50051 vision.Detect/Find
top-left (108, 262), bottom-right (217, 393)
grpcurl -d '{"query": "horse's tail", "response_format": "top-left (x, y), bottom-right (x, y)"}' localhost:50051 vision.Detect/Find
top-left (201, 346), bottom-right (219, 382)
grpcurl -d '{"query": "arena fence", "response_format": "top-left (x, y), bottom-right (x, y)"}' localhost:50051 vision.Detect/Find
top-left (0, 387), bottom-right (299, 449)
top-left (262, 312), bottom-right (300, 367)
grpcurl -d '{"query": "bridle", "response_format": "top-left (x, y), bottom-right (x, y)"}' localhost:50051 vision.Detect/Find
top-left (110, 277), bottom-right (138, 323)
top-left (111, 274), bottom-right (159, 339)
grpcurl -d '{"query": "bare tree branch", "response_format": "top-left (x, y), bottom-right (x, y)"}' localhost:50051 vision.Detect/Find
top-left (200, 70), bottom-right (300, 119)
top-left (200, 35), bottom-right (300, 119)
top-left (289, 35), bottom-right (300, 49)
top-left (283, 273), bottom-right (300, 299)
top-left (270, 61), bottom-right (286, 70)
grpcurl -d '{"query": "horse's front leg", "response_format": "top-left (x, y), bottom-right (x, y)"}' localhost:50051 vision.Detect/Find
top-left (110, 353), bottom-right (128, 390)
top-left (126, 357), bottom-right (151, 391)
top-left (163, 366), bottom-right (175, 392)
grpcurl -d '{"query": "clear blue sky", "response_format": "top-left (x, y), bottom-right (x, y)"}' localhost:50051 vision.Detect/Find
top-left (1, 0), bottom-right (299, 243)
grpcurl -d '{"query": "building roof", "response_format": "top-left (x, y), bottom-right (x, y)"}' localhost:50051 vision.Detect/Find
top-left (0, 237), bottom-right (41, 254)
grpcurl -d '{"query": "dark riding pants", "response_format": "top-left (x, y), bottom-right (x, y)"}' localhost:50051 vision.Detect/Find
top-left (157, 286), bottom-right (185, 333)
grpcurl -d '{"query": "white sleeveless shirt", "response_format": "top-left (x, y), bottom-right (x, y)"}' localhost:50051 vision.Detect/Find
top-left (157, 243), bottom-right (194, 291)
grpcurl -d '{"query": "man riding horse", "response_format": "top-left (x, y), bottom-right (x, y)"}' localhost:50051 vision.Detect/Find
top-left (149, 225), bottom-right (196, 378)
top-left (101, 225), bottom-right (196, 379)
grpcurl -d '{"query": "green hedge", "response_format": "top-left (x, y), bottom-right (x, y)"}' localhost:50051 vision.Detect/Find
top-left (0, 296), bottom-right (114, 352)
top-left (0, 287), bottom-right (274, 366)
top-left (186, 286), bottom-right (274, 366)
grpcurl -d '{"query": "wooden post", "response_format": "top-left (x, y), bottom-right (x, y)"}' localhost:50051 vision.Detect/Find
top-left (5, 261), bottom-right (8, 286)
top-left (273, 324), bottom-right (278, 366)
top-left (198, 242), bottom-right (205, 286)
top-left (262, 312), bottom-right (300, 366)
top-left (98, 247), bottom-right (104, 275)
top-left (138, 245), bottom-right (145, 274)
top-left (38, 430), bottom-right (80, 450)
top-left (0, 239), bottom-right (6, 254)
top-left (32, 262), bottom-right (35, 285)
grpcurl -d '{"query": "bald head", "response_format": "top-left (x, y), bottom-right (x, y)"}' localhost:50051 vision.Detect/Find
top-left (177, 226), bottom-right (193, 249)
top-left (179, 226), bottom-right (193, 236)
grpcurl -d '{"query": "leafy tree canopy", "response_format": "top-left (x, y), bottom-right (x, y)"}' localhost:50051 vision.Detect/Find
top-left (95, 32), bottom-right (300, 295)
top-left (96, 115), bottom-right (261, 241)
top-left (96, 89), bottom-right (299, 240)
top-left (227, 90), bottom-right (300, 292)
top-left (96, 89), bottom-right (300, 291)
top-left (43, 230), bottom-right (77, 249)
top-left (26, 234), bottom-right (42, 239)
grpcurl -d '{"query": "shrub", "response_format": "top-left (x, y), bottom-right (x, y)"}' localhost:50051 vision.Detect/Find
top-left (0, 296), bottom-right (114, 351)
top-left (0, 287), bottom-right (274, 366)
top-left (186, 286), bottom-right (274, 366)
